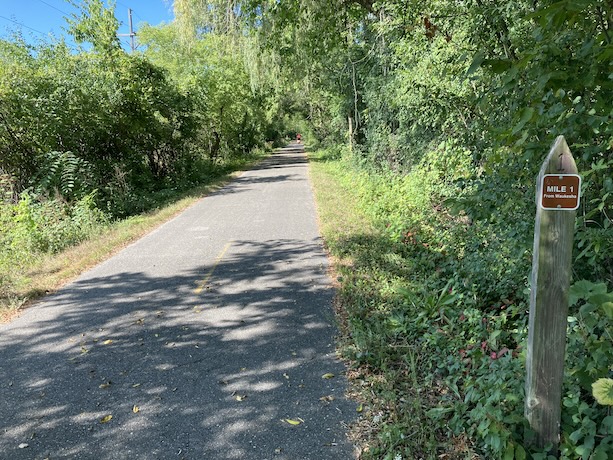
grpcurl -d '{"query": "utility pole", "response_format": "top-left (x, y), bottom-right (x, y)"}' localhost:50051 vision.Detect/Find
top-left (118, 8), bottom-right (136, 52)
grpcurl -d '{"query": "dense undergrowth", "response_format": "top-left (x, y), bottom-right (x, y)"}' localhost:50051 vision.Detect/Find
top-left (310, 145), bottom-right (612, 459)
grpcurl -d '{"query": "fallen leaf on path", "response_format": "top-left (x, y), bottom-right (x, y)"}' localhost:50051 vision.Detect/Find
top-left (319, 395), bottom-right (335, 403)
top-left (100, 415), bottom-right (113, 424)
top-left (102, 340), bottom-right (113, 345)
top-left (321, 373), bottom-right (335, 379)
top-left (235, 395), bottom-right (247, 401)
top-left (356, 403), bottom-right (364, 413)
top-left (18, 443), bottom-right (29, 449)
top-left (283, 373), bottom-right (290, 380)
top-left (132, 405), bottom-right (140, 413)
top-left (99, 382), bottom-right (112, 389)
top-left (80, 347), bottom-right (89, 354)
top-left (284, 418), bottom-right (303, 426)
top-left (132, 383), bottom-right (141, 388)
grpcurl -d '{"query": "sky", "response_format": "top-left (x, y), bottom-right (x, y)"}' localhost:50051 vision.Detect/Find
top-left (0, 0), bottom-right (175, 49)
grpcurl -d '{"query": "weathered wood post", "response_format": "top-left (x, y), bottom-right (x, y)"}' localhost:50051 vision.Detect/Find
top-left (526, 135), bottom-right (580, 450)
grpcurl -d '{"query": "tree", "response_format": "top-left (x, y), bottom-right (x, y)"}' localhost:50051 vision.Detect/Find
top-left (66, 0), bottom-right (121, 54)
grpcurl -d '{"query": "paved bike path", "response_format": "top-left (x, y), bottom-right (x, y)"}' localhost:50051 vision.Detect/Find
top-left (0, 144), bottom-right (355, 459)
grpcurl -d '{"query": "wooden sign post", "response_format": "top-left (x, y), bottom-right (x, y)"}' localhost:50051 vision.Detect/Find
top-left (525, 135), bottom-right (580, 450)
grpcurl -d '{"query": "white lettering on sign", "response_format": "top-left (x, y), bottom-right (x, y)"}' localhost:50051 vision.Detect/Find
top-left (543, 193), bottom-right (578, 199)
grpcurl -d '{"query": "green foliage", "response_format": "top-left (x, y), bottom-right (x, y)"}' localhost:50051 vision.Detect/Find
top-left (0, 0), bottom-right (281, 217)
top-left (0, 191), bottom-right (108, 298)
top-left (66, 0), bottom-right (121, 54)
top-left (314, 147), bottom-right (612, 458)
top-left (36, 151), bottom-right (94, 201)
top-left (0, 38), bottom-right (194, 210)
top-left (139, 20), bottom-right (279, 157)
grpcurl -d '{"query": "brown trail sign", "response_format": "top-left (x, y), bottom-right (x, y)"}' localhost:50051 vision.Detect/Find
top-left (540, 174), bottom-right (581, 210)
top-left (526, 135), bottom-right (580, 451)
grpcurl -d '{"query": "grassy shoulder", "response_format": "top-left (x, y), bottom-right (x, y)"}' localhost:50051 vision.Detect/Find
top-left (0, 153), bottom-right (267, 323)
top-left (308, 146), bottom-right (450, 459)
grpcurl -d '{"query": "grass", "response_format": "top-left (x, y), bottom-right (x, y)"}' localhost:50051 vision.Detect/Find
top-left (308, 147), bottom-right (452, 459)
top-left (0, 153), bottom-right (267, 323)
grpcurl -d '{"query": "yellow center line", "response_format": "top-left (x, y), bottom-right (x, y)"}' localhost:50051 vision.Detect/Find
top-left (194, 242), bottom-right (232, 294)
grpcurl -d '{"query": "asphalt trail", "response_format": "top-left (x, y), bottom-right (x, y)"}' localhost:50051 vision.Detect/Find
top-left (0, 144), bottom-right (355, 459)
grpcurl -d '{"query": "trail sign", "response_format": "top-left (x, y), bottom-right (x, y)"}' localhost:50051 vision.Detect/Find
top-left (540, 174), bottom-right (581, 210)
top-left (526, 136), bottom-right (578, 452)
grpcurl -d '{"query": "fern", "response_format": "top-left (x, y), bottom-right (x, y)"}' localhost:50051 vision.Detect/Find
top-left (36, 151), bottom-right (93, 201)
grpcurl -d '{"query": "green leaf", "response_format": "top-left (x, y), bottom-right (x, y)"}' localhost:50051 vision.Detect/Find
top-left (512, 107), bottom-right (534, 135)
top-left (502, 444), bottom-right (514, 460)
top-left (284, 418), bottom-right (303, 425)
top-left (588, 293), bottom-right (613, 305)
top-left (466, 52), bottom-right (485, 76)
top-left (483, 59), bottom-right (513, 74)
top-left (570, 280), bottom-right (607, 305)
top-left (515, 444), bottom-right (526, 460)
top-left (570, 428), bottom-right (584, 443)
top-left (601, 302), bottom-right (613, 319)
top-left (425, 406), bottom-right (453, 419)
top-left (592, 446), bottom-right (609, 460)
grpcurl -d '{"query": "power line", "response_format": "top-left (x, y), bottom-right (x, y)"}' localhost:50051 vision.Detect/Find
top-left (0, 15), bottom-right (47, 36)
top-left (115, 2), bottom-right (165, 24)
top-left (115, 1), bottom-right (141, 21)
top-left (132, 10), bottom-right (145, 22)
top-left (36, 0), bottom-right (70, 16)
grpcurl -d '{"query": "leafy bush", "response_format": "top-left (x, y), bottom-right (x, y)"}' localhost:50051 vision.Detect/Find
top-left (0, 191), bottom-right (108, 298)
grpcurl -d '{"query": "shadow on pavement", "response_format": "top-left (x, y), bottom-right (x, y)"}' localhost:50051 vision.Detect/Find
top-left (0, 147), bottom-right (355, 460)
